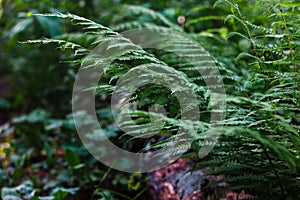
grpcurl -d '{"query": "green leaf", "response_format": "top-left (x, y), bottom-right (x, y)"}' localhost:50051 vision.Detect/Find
top-left (64, 149), bottom-right (81, 167)
top-left (7, 18), bottom-right (33, 38)
top-left (36, 16), bottom-right (62, 37)
top-left (0, 98), bottom-right (10, 109)
top-left (45, 119), bottom-right (63, 130)
top-left (51, 187), bottom-right (79, 200)
top-left (280, 2), bottom-right (300, 7)
top-left (0, 169), bottom-right (7, 180)
top-left (247, 130), bottom-right (300, 171)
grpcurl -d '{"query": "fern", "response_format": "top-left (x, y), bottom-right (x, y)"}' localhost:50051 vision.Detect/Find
top-left (190, 1), bottom-right (300, 199)
top-left (27, 2), bottom-right (300, 199)
top-left (111, 5), bottom-right (180, 31)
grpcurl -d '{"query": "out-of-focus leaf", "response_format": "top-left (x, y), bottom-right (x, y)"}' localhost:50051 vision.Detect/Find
top-left (0, 98), bottom-right (10, 109)
top-left (43, 180), bottom-right (59, 190)
top-left (7, 18), bottom-right (33, 38)
top-left (50, 187), bottom-right (79, 200)
top-left (12, 109), bottom-right (50, 124)
top-left (1, 182), bottom-right (35, 199)
top-left (45, 119), bottom-right (63, 130)
top-left (57, 170), bottom-right (73, 183)
top-left (0, 169), bottom-right (8, 180)
top-left (36, 16), bottom-right (62, 37)
top-left (3, 195), bottom-right (22, 200)
top-left (0, 2), bottom-right (3, 19)
top-left (64, 149), bottom-right (80, 167)
top-left (27, 109), bottom-right (50, 123)
top-left (43, 142), bottom-right (53, 158)
top-left (37, 197), bottom-right (54, 200)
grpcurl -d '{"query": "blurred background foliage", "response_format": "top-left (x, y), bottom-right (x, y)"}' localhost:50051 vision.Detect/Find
top-left (0, 0), bottom-right (250, 115)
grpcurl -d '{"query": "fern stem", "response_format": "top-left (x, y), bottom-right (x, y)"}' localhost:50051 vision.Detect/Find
top-left (278, 1), bottom-right (299, 95)
top-left (232, 0), bottom-right (263, 70)
top-left (262, 146), bottom-right (285, 199)
top-left (279, 4), bottom-right (297, 73)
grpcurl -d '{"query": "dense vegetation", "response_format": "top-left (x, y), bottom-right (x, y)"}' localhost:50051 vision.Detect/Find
top-left (0, 0), bottom-right (299, 199)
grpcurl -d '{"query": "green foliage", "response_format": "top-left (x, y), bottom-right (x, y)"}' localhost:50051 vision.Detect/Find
top-left (27, 1), bottom-right (300, 198)
top-left (1, 0), bottom-right (300, 199)
top-left (1, 181), bottom-right (79, 200)
top-left (192, 0), bottom-right (300, 199)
